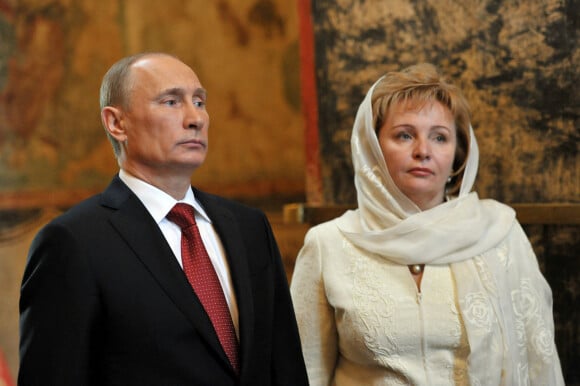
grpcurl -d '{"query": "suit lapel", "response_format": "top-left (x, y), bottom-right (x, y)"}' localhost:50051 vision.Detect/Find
top-left (194, 190), bottom-right (255, 372)
top-left (100, 177), bottom-right (233, 371)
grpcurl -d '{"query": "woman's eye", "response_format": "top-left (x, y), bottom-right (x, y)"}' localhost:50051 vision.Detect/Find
top-left (435, 134), bottom-right (447, 142)
top-left (397, 132), bottom-right (412, 140)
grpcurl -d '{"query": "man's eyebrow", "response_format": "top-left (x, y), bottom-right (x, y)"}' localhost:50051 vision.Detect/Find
top-left (195, 87), bottom-right (207, 100)
top-left (157, 87), bottom-right (207, 99)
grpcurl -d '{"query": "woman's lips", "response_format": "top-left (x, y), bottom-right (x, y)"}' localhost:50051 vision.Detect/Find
top-left (408, 167), bottom-right (433, 177)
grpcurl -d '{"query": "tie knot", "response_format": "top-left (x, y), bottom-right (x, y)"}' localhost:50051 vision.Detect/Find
top-left (167, 203), bottom-right (197, 230)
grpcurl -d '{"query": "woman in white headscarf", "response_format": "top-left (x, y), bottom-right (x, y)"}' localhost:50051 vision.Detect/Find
top-left (290, 63), bottom-right (564, 386)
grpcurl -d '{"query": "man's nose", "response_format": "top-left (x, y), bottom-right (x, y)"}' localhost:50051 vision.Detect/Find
top-left (184, 103), bottom-right (206, 130)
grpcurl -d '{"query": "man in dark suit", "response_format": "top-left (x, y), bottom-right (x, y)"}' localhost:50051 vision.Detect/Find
top-left (18, 52), bottom-right (309, 386)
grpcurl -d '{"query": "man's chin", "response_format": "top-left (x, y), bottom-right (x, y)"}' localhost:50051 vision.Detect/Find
top-left (174, 161), bottom-right (203, 172)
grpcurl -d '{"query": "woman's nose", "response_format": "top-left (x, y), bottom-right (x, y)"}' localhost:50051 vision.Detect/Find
top-left (413, 138), bottom-right (430, 160)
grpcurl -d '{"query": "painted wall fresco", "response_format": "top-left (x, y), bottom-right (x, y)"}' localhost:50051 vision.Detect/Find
top-left (311, 0), bottom-right (578, 205)
top-left (0, 0), bottom-right (305, 199)
top-left (307, 0), bottom-right (578, 383)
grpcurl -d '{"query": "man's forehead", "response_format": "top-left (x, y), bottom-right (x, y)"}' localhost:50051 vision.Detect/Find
top-left (132, 56), bottom-right (193, 77)
top-left (132, 53), bottom-right (182, 68)
top-left (129, 56), bottom-right (203, 91)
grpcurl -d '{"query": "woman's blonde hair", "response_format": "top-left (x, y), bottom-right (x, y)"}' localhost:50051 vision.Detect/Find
top-left (371, 63), bottom-right (471, 195)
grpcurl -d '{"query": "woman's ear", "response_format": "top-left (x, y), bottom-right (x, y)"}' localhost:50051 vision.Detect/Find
top-left (101, 106), bottom-right (127, 142)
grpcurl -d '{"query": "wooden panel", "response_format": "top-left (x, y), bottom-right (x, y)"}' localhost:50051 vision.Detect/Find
top-left (306, 0), bottom-right (579, 205)
top-left (283, 203), bottom-right (580, 225)
top-left (0, 190), bottom-right (99, 211)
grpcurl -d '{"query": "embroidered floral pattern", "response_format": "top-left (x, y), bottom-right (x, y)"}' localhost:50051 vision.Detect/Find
top-left (532, 326), bottom-right (555, 360)
top-left (496, 242), bottom-right (509, 268)
top-left (461, 292), bottom-right (493, 333)
top-left (511, 279), bottom-right (539, 321)
top-left (473, 256), bottom-right (497, 295)
top-left (344, 238), bottom-right (468, 384)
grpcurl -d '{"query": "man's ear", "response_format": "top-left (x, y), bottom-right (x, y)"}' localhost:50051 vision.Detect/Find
top-left (101, 106), bottom-right (127, 142)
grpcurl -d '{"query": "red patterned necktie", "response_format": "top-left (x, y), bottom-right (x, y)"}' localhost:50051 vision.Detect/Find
top-left (167, 203), bottom-right (239, 374)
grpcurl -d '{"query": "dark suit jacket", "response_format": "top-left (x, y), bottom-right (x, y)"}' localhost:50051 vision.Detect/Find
top-left (18, 176), bottom-right (309, 386)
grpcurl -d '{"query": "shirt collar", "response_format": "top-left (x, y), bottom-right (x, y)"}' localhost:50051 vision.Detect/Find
top-left (119, 169), bottom-right (212, 224)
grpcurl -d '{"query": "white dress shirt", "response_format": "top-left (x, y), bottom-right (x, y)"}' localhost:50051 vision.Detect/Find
top-left (119, 169), bottom-right (239, 337)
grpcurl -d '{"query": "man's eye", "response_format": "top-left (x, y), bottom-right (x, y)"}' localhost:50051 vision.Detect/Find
top-left (164, 99), bottom-right (177, 106)
top-left (194, 100), bottom-right (205, 108)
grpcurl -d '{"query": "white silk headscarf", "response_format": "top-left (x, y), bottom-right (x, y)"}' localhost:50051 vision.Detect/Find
top-left (337, 76), bottom-right (514, 263)
top-left (336, 77), bottom-right (564, 385)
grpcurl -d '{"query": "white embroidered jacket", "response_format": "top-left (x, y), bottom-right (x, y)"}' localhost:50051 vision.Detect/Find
top-left (290, 214), bottom-right (564, 386)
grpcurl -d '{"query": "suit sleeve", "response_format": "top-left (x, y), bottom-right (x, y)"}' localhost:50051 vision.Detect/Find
top-left (19, 222), bottom-right (101, 386)
top-left (262, 215), bottom-right (309, 386)
top-left (290, 226), bottom-right (338, 386)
